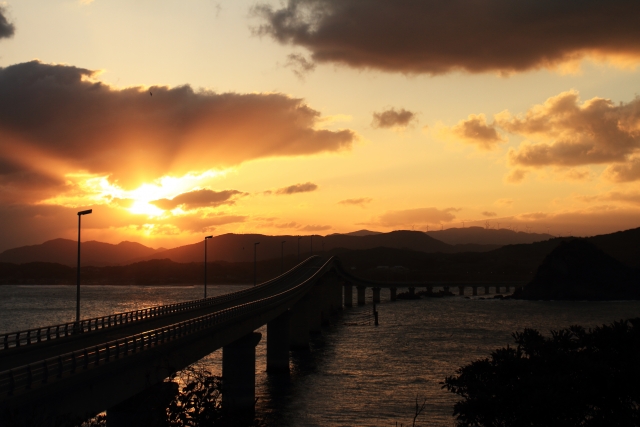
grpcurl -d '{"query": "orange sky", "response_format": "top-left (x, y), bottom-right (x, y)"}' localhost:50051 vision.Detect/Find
top-left (1, 0), bottom-right (640, 251)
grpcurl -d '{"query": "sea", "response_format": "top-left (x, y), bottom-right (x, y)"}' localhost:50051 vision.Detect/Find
top-left (1, 284), bottom-right (639, 427)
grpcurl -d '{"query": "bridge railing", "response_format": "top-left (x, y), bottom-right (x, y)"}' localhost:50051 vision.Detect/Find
top-left (0, 257), bottom-right (335, 399)
top-left (1, 257), bottom-right (319, 351)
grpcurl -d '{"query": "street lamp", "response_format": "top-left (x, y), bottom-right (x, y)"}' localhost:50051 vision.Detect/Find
top-left (310, 234), bottom-right (313, 255)
top-left (76, 209), bottom-right (92, 324)
top-left (297, 236), bottom-right (302, 263)
top-left (204, 235), bottom-right (213, 298)
top-left (281, 240), bottom-right (286, 273)
top-left (254, 242), bottom-right (260, 286)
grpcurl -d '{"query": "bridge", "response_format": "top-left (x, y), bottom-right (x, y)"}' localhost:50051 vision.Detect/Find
top-left (0, 256), bottom-right (524, 426)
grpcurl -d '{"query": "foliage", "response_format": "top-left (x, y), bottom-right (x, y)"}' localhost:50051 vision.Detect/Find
top-left (166, 366), bottom-right (224, 427)
top-left (443, 318), bottom-right (640, 427)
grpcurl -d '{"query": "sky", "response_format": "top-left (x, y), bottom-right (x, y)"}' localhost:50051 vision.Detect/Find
top-left (0, 0), bottom-right (640, 251)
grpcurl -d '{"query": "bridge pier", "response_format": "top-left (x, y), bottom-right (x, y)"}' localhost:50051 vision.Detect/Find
top-left (344, 283), bottom-right (353, 307)
top-left (267, 311), bottom-right (290, 373)
top-left (357, 286), bottom-right (366, 306)
top-left (472, 286), bottom-right (478, 296)
top-left (332, 280), bottom-right (343, 312)
top-left (107, 381), bottom-right (178, 427)
top-left (484, 286), bottom-right (490, 295)
top-left (309, 287), bottom-right (323, 333)
top-left (290, 296), bottom-right (310, 350)
top-left (495, 286), bottom-right (501, 294)
top-left (372, 287), bottom-right (381, 303)
top-left (389, 287), bottom-right (397, 302)
top-left (443, 286), bottom-right (450, 293)
top-left (458, 286), bottom-right (465, 296)
top-left (505, 285), bottom-right (511, 293)
top-left (408, 287), bottom-right (415, 297)
top-left (222, 332), bottom-right (262, 413)
top-left (426, 286), bottom-right (433, 294)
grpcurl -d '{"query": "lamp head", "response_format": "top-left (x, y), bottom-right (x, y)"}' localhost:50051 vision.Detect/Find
top-left (77, 209), bottom-right (92, 216)
top-left (205, 235), bottom-right (213, 239)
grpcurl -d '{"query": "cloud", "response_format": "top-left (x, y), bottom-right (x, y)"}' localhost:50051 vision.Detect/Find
top-left (299, 224), bottom-right (331, 231)
top-left (0, 61), bottom-right (355, 192)
top-left (495, 198), bottom-right (514, 207)
top-left (286, 53), bottom-right (316, 79)
top-left (505, 169), bottom-right (528, 184)
top-left (150, 189), bottom-right (245, 211)
top-left (503, 91), bottom-right (640, 168)
top-left (275, 182), bottom-right (318, 195)
top-left (378, 207), bottom-right (459, 227)
top-left (165, 212), bottom-right (247, 233)
top-left (274, 221), bottom-right (299, 229)
top-left (253, 0), bottom-right (640, 75)
top-left (603, 156), bottom-right (640, 182)
top-left (482, 211), bottom-right (498, 217)
top-left (441, 114), bottom-right (505, 150)
top-left (372, 108), bottom-right (416, 129)
top-left (338, 197), bottom-right (372, 207)
top-left (0, 6), bottom-right (15, 40)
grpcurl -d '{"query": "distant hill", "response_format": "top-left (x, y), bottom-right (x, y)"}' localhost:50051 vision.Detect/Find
top-left (335, 229), bottom-right (383, 237)
top-left (0, 239), bottom-right (160, 267)
top-left (137, 230), bottom-right (500, 264)
top-left (426, 226), bottom-right (554, 246)
top-left (515, 239), bottom-right (640, 300)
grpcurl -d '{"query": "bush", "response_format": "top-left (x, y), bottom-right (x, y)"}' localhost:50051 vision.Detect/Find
top-left (442, 318), bottom-right (640, 427)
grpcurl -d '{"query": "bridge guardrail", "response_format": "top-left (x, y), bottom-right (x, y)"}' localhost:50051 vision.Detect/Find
top-left (1, 257), bottom-right (319, 351)
top-left (0, 256), bottom-right (335, 399)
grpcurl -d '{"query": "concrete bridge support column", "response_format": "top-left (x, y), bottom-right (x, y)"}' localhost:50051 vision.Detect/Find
top-left (222, 332), bottom-right (262, 413)
top-left (107, 382), bottom-right (178, 427)
top-left (357, 286), bottom-right (366, 306)
top-left (426, 286), bottom-right (433, 294)
top-left (408, 287), bottom-right (415, 297)
top-left (458, 286), bottom-right (465, 296)
top-left (495, 286), bottom-right (501, 294)
top-left (267, 311), bottom-right (291, 373)
top-left (505, 286), bottom-right (511, 293)
top-left (472, 286), bottom-right (478, 296)
top-left (309, 286), bottom-right (324, 332)
top-left (290, 296), bottom-right (310, 350)
top-left (372, 287), bottom-right (381, 303)
top-left (484, 286), bottom-right (490, 295)
top-left (389, 287), bottom-right (397, 301)
top-left (332, 281), bottom-right (343, 312)
top-left (344, 283), bottom-right (353, 307)
top-left (443, 286), bottom-right (450, 293)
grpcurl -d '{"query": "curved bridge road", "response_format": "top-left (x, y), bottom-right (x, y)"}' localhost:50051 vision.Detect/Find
top-left (0, 256), bottom-right (521, 425)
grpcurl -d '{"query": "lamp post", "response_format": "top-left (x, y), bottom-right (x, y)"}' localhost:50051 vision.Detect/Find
top-left (254, 242), bottom-right (260, 286)
top-left (310, 235), bottom-right (313, 255)
top-left (281, 240), bottom-right (286, 273)
top-left (76, 209), bottom-right (92, 324)
top-left (204, 235), bottom-right (213, 298)
top-left (297, 236), bottom-right (301, 263)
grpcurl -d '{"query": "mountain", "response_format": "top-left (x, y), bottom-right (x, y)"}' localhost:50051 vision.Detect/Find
top-left (335, 229), bottom-right (383, 237)
top-left (426, 226), bottom-right (554, 246)
top-left (0, 239), bottom-right (160, 267)
top-left (514, 239), bottom-right (640, 300)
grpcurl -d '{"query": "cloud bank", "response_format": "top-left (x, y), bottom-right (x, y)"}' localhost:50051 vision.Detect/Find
top-left (378, 207), bottom-right (459, 227)
top-left (0, 61), bottom-right (355, 196)
top-left (254, 0), bottom-right (640, 74)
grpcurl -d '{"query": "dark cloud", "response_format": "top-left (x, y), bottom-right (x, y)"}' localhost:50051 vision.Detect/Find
top-left (0, 61), bottom-right (355, 191)
top-left (286, 53), bottom-right (316, 79)
top-left (0, 6), bottom-right (15, 40)
top-left (482, 211), bottom-right (498, 217)
top-left (378, 207), bottom-right (459, 227)
top-left (444, 114), bottom-right (505, 150)
top-left (338, 197), bottom-right (372, 207)
top-left (372, 108), bottom-right (416, 129)
top-left (254, 0), bottom-right (640, 75)
top-left (165, 213), bottom-right (247, 233)
top-left (275, 182), bottom-right (318, 195)
top-left (150, 189), bottom-right (245, 211)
